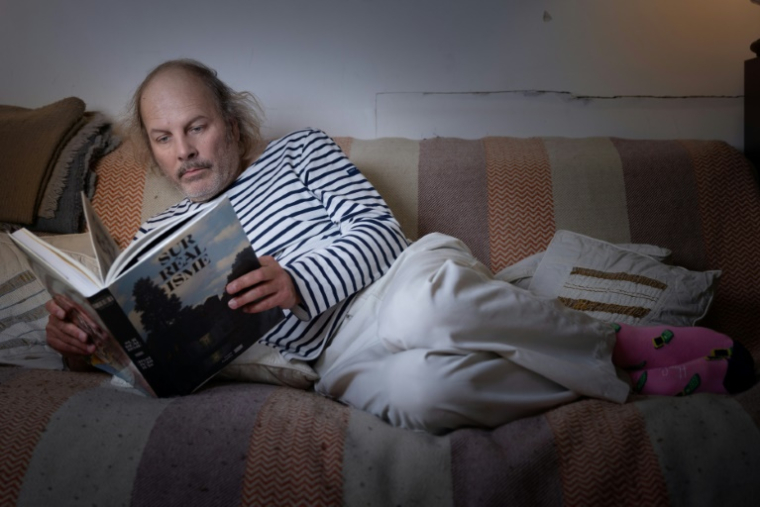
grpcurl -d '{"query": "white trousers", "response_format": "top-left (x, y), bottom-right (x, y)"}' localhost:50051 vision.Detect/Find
top-left (313, 233), bottom-right (630, 433)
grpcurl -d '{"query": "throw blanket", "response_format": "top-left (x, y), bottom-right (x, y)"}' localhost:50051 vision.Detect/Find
top-left (0, 97), bottom-right (86, 225)
top-left (1, 367), bottom-right (759, 506)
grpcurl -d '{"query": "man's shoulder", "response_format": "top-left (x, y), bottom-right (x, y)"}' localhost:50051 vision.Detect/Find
top-left (268, 128), bottom-right (333, 149)
top-left (136, 199), bottom-right (196, 238)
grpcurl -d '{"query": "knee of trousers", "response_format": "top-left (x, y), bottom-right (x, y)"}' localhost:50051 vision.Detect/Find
top-left (379, 349), bottom-right (478, 433)
top-left (377, 258), bottom-right (493, 352)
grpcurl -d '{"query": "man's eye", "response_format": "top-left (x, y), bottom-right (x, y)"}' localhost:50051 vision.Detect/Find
top-left (190, 125), bottom-right (204, 133)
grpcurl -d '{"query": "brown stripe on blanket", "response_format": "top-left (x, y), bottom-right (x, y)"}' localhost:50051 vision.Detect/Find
top-left (682, 140), bottom-right (760, 359)
top-left (570, 267), bottom-right (668, 289)
top-left (130, 383), bottom-right (275, 507)
top-left (612, 139), bottom-right (708, 271)
top-left (0, 370), bottom-right (104, 506)
top-left (546, 399), bottom-right (669, 507)
top-left (241, 387), bottom-right (350, 506)
top-left (483, 137), bottom-right (555, 273)
top-left (450, 414), bottom-right (563, 506)
top-left (418, 138), bottom-right (489, 265)
top-left (558, 297), bottom-right (652, 319)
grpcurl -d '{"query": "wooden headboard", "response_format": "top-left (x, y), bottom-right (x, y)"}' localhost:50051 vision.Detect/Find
top-left (746, 41), bottom-right (760, 169)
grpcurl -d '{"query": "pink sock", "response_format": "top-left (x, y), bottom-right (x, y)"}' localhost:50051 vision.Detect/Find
top-left (611, 323), bottom-right (733, 370)
top-left (628, 357), bottom-right (729, 396)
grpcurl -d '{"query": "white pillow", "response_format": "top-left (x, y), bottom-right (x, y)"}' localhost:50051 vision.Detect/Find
top-left (219, 342), bottom-right (319, 390)
top-left (527, 230), bottom-right (720, 326)
top-left (0, 235), bottom-right (62, 369)
top-left (495, 241), bottom-right (672, 290)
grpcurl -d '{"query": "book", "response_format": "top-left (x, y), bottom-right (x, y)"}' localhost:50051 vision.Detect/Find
top-left (9, 193), bottom-right (284, 397)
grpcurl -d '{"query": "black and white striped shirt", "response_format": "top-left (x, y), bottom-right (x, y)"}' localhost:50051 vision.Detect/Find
top-left (135, 129), bottom-right (409, 361)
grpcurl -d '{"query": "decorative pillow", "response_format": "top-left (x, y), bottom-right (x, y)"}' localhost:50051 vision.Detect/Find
top-left (527, 230), bottom-right (720, 326)
top-left (0, 235), bottom-right (61, 369)
top-left (219, 342), bottom-right (319, 390)
top-left (495, 242), bottom-right (672, 290)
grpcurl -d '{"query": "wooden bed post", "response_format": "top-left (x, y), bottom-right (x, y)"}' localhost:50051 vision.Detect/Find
top-left (746, 40), bottom-right (760, 170)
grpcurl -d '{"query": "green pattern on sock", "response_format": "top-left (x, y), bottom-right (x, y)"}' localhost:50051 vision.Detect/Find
top-left (706, 348), bottom-right (732, 361)
top-left (652, 329), bottom-right (674, 349)
top-left (676, 373), bottom-right (701, 396)
top-left (634, 371), bottom-right (648, 394)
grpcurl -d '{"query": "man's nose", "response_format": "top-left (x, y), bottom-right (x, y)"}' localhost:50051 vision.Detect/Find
top-left (177, 136), bottom-right (197, 160)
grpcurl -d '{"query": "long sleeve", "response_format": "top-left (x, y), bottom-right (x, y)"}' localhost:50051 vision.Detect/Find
top-left (279, 131), bottom-right (409, 320)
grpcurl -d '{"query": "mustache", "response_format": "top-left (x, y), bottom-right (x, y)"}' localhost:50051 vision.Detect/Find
top-left (178, 160), bottom-right (213, 178)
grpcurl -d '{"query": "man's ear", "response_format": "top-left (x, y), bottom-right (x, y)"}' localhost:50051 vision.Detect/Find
top-left (230, 119), bottom-right (240, 142)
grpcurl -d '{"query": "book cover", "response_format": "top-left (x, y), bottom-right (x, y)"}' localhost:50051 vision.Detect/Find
top-left (105, 200), bottom-right (284, 395)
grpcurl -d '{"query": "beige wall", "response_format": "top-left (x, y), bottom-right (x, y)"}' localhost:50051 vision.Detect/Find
top-left (0, 0), bottom-right (758, 147)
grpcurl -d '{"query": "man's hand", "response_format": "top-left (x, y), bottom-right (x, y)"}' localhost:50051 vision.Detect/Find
top-left (226, 256), bottom-right (301, 313)
top-left (45, 298), bottom-right (95, 356)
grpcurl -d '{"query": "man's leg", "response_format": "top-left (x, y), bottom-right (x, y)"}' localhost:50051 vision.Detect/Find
top-left (317, 341), bottom-right (578, 433)
top-left (374, 233), bottom-right (630, 404)
top-left (314, 233), bottom-right (627, 432)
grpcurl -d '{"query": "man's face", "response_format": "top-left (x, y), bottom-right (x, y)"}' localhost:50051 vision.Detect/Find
top-left (140, 69), bottom-right (241, 202)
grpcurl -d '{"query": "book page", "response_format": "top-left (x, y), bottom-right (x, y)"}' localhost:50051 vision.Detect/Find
top-left (10, 229), bottom-right (102, 296)
top-left (81, 192), bottom-right (120, 283)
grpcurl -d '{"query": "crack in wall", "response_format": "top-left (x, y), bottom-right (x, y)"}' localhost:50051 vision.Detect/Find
top-left (373, 89), bottom-right (743, 136)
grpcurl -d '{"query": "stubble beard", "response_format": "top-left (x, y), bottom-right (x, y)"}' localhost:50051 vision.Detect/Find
top-left (176, 148), bottom-right (241, 203)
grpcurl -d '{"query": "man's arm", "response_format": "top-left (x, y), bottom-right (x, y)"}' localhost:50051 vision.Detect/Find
top-left (283, 131), bottom-right (408, 319)
top-left (229, 129), bottom-right (409, 319)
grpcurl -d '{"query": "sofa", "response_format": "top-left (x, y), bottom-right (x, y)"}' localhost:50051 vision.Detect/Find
top-left (1, 131), bottom-right (759, 506)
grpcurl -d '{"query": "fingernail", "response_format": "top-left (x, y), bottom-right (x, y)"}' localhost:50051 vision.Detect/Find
top-left (228, 299), bottom-right (238, 309)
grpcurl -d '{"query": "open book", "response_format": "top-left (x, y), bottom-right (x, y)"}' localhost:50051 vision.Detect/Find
top-left (10, 193), bottom-right (284, 397)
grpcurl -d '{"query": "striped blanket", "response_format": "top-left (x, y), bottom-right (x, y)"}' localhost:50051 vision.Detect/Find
top-left (2, 367), bottom-right (759, 506)
top-left (2, 135), bottom-right (759, 506)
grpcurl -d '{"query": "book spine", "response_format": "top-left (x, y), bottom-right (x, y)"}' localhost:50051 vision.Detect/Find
top-left (89, 289), bottom-right (178, 397)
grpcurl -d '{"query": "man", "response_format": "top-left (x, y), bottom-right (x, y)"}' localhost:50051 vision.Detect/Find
top-left (45, 59), bottom-right (753, 434)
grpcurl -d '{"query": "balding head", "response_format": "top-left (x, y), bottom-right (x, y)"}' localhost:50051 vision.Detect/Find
top-left (124, 59), bottom-right (264, 175)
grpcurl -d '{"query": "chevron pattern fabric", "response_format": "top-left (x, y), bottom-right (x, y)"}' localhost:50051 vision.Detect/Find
top-left (546, 399), bottom-right (669, 507)
top-left (241, 388), bottom-right (349, 506)
top-left (91, 140), bottom-right (147, 249)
